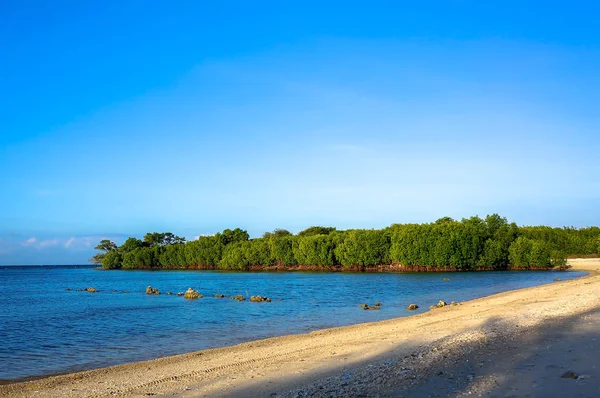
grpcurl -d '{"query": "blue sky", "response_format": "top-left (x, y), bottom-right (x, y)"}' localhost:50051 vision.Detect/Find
top-left (1, 1), bottom-right (599, 264)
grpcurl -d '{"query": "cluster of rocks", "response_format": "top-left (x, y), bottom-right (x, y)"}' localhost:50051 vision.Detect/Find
top-left (429, 300), bottom-right (460, 309)
top-left (231, 295), bottom-right (246, 301)
top-left (68, 287), bottom-right (98, 292)
top-left (146, 286), bottom-right (160, 295)
top-left (183, 288), bottom-right (202, 299)
top-left (359, 302), bottom-right (382, 310)
top-left (250, 295), bottom-right (272, 302)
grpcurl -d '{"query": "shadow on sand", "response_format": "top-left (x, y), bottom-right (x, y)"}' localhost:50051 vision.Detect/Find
top-left (224, 308), bottom-right (600, 397)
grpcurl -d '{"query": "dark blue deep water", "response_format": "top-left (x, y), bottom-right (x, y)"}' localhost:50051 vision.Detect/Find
top-left (0, 266), bottom-right (586, 380)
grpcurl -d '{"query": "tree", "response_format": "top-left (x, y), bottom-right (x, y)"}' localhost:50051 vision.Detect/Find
top-left (217, 228), bottom-right (249, 246)
top-left (119, 237), bottom-right (144, 253)
top-left (143, 232), bottom-right (185, 247)
top-left (263, 229), bottom-right (293, 238)
top-left (297, 226), bottom-right (336, 237)
top-left (90, 239), bottom-right (118, 265)
top-left (101, 251), bottom-right (122, 269)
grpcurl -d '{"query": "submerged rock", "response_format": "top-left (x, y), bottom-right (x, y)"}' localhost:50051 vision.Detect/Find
top-left (111, 289), bottom-right (118, 292)
top-left (407, 304), bottom-right (419, 310)
top-left (359, 303), bottom-right (369, 310)
top-left (145, 286), bottom-right (160, 295)
top-left (373, 302), bottom-right (382, 307)
top-left (366, 306), bottom-right (380, 310)
top-left (166, 292), bottom-right (173, 295)
top-left (183, 288), bottom-right (201, 299)
top-left (214, 294), bottom-right (226, 298)
top-left (232, 294), bottom-right (246, 301)
top-left (442, 278), bottom-right (450, 281)
top-left (85, 287), bottom-right (98, 293)
top-left (65, 288), bottom-right (71, 291)
top-left (176, 292), bottom-right (184, 296)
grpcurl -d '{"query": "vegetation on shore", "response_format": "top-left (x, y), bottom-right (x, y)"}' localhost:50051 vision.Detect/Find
top-left (92, 215), bottom-right (600, 271)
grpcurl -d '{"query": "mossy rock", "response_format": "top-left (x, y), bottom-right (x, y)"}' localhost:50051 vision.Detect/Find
top-left (86, 287), bottom-right (98, 293)
top-left (407, 304), bottom-right (419, 310)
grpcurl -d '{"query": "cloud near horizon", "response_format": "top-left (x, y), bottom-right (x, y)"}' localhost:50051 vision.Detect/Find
top-left (1, 234), bottom-right (129, 265)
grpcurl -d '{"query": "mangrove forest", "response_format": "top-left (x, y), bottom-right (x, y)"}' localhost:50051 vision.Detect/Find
top-left (92, 214), bottom-right (600, 271)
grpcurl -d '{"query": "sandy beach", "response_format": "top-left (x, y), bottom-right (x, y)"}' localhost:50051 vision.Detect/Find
top-left (2, 259), bottom-right (599, 398)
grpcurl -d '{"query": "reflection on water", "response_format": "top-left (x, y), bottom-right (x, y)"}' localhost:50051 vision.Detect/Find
top-left (0, 265), bottom-right (585, 380)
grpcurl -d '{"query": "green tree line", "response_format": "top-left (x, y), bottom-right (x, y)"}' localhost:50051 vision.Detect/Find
top-left (92, 215), bottom-right (600, 271)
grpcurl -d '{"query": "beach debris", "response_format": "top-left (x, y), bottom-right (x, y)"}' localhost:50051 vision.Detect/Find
top-left (373, 302), bottom-right (382, 307)
top-left (231, 294), bottom-right (246, 301)
top-left (146, 286), bottom-right (160, 295)
top-left (407, 304), bottom-right (419, 310)
top-left (183, 288), bottom-right (201, 299)
top-left (561, 371), bottom-right (579, 379)
top-left (250, 295), bottom-right (272, 302)
top-left (214, 294), bottom-right (226, 298)
top-left (85, 287), bottom-right (98, 293)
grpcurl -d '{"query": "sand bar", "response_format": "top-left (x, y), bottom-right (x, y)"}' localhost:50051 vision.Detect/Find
top-left (2, 259), bottom-right (599, 397)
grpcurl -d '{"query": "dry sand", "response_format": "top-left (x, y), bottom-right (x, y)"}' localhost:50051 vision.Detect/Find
top-left (2, 259), bottom-right (599, 398)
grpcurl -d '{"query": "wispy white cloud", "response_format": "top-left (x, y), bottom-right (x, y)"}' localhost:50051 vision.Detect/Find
top-left (38, 239), bottom-right (60, 248)
top-left (22, 237), bottom-right (37, 246)
top-left (64, 237), bottom-right (76, 248)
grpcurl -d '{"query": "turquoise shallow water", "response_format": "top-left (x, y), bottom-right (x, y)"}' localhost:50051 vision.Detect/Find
top-left (0, 265), bottom-right (586, 380)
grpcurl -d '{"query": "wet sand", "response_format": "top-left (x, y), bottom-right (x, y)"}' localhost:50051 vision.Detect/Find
top-left (1, 259), bottom-right (599, 397)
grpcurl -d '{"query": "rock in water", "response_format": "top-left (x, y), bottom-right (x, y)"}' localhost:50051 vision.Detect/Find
top-left (359, 304), bottom-right (369, 310)
top-left (183, 288), bottom-right (201, 299)
top-left (436, 300), bottom-right (447, 308)
top-left (561, 371), bottom-right (578, 379)
top-left (214, 294), bottom-right (226, 298)
top-left (373, 302), bottom-right (382, 307)
top-left (176, 292), bottom-right (184, 296)
top-left (250, 295), bottom-right (272, 302)
top-left (407, 304), bottom-right (419, 310)
top-left (145, 286), bottom-right (160, 295)
top-left (85, 287), bottom-right (98, 293)
top-left (166, 292), bottom-right (173, 295)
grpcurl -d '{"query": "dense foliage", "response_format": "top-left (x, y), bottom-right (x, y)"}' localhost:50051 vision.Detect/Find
top-left (92, 215), bottom-right (600, 271)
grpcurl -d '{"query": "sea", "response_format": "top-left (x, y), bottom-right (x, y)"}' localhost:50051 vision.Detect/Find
top-left (0, 265), bottom-right (586, 381)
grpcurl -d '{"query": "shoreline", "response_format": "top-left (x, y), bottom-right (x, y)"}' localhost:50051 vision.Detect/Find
top-left (1, 259), bottom-right (599, 397)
